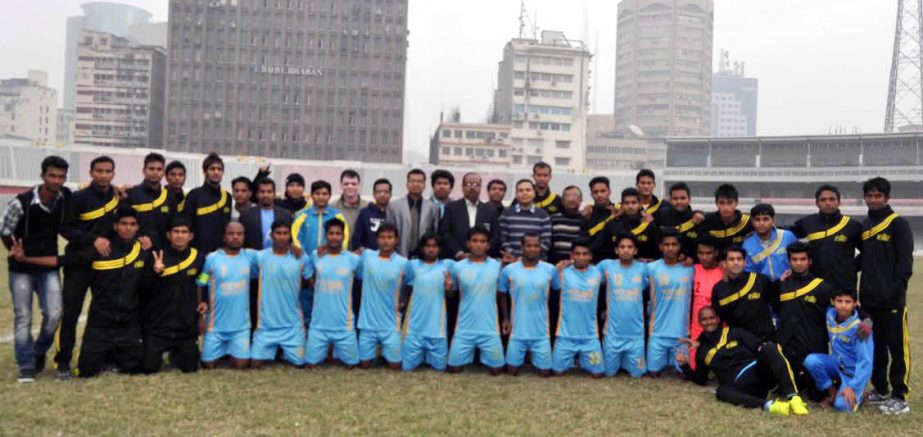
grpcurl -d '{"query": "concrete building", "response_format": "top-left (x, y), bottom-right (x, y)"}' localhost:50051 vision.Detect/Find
top-left (614, 0), bottom-right (714, 137)
top-left (711, 51), bottom-right (758, 137)
top-left (57, 109), bottom-right (75, 145)
top-left (430, 122), bottom-right (511, 166)
top-left (64, 2), bottom-right (153, 110)
top-left (129, 22), bottom-right (168, 47)
top-left (584, 114), bottom-right (665, 170)
top-left (492, 30), bottom-right (591, 172)
top-left (0, 71), bottom-right (58, 146)
top-left (74, 30), bottom-right (166, 149)
top-left (165, 0), bottom-right (409, 162)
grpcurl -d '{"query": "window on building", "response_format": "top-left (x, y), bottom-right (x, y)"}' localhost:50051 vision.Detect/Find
top-left (555, 157), bottom-right (571, 166)
top-left (454, 147), bottom-right (462, 155)
top-left (555, 141), bottom-right (570, 149)
top-left (442, 129), bottom-right (451, 138)
top-left (442, 147), bottom-right (450, 155)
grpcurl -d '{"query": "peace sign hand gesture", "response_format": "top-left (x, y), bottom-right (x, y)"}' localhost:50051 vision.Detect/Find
top-left (152, 250), bottom-right (165, 274)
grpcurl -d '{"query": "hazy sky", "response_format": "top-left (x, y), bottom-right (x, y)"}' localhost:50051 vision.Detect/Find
top-left (0, 0), bottom-right (897, 159)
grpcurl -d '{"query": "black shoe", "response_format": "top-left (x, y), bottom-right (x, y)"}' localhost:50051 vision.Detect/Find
top-left (17, 369), bottom-right (36, 384)
top-left (55, 368), bottom-right (72, 381)
top-left (34, 354), bottom-right (46, 373)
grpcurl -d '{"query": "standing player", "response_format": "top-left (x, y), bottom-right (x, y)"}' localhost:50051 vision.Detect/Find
top-left (447, 226), bottom-right (505, 374)
top-left (598, 233), bottom-right (648, 378)
top-left (532, 162), bottom-right (562, 215)
top-left (689, 237), bottom-right (723, 367)
top-left (789, 185), bottom-right (861, 293)
top-left (592, 188), bottom-right (659, 262)
top-left (127, 152), bottom-right (176, 250)
top-left (659, 182), bottom-right (703, 262)
top-left (702, 184), bottom-right (752, 251)
top-left (645, 230), bottom-right (694, 376)
top-left (743, 204), bottom-right (797, 282)
top-left (250, 220), bottom-right (308, 368)
top-left (552, 240), bottom-right (605, 377)
top-left (357, 223), bottom-right (409, 369)
top-left (196, 222), bottom-right (255, 369)
top-left (165, 161), bottom-right (187, 213)
top-left (711, 246), bottom-right (776, 341)
top-left (499, 233), bottom-right (561, 375)
top-left (635, 169), bottom-right (664, 221)
top-left (183, 153), bottom-right (231, 255)
top-left (303, 219), bottom-right (362, 368)
top-left (585, 176), bottom-right (616, 240)
top-left (402, 233), bottom-right (454, 372)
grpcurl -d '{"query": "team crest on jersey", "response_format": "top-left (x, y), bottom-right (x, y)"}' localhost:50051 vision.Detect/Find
top-left (805, 296), bottom-right (816, 303)
top-left (239, 267), bottom-right (249, 275)
top-left (686, 231), bottom-right (698, 239)
top-left (834, 234), bottom-right (847, 243)
top-left (732, 236), bottom-right (745, 243)
top-left (631, 275), bottom-right (641, 283)
top-left (748, 292), bottom-right (761, 300)
top-left (839, 335), bottom-right (851, 343)
top-left (587, 278), bottom-right (598, 286)
top-left (548, 206), bottom-right (559, 213)
top-left (187, 268), bottom-right (198, 276)
top-left (160, 206), bottom-right (169, 213)
top-left (638, 235), bottom-right (648, 242)
top-left (337, 268), bottom-right (350, 276)
top-left (726, 341), bottom-right (738, 349)
top-left (223, 207), bottom-right (231, 213)
top-left (134, 261), bottom-right (145, 268)
top-left (877, 233), bottom-right (891, 242)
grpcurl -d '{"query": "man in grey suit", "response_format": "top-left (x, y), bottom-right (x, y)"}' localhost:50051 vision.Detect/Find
top-left (386, 169), bottom-right (437, 258)
top-left (239, 177), bottom-right (293, 250)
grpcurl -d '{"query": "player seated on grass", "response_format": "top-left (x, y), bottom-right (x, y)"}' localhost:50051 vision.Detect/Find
top-left (447, 226), bottom-right (505, 375)
top-left (678, 306), bottom-right (808, 416)
top-left (552, 239), bottom-right (605, 378)
top-left (357, 223), bottom-right (410, 370)
top-left (598, 233), bottom-right (648, 378)
top-left (645, 229), bottom-right (693, 377)
top-left (803, 289), bottom-right (874, 413)
top-left (402, 233), bottom-right (455, 372)
top-left (303, 219), bottom-right (362, 369)
top-left (499, 232), bottom-right (561, 376)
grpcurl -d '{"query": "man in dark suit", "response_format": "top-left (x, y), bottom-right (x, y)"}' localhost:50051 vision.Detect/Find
top-left (440, 172), bottom-right (501, 260)
top-left (240, 177), bottom-right (293, 250)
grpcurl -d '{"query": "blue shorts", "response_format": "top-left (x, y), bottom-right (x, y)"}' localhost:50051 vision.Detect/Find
top-left (305, 328), bottom-right (358, 366)
top-left (251, 325), bottom-right (305, 364)
top-left (646, 335), bottom-right (680, 373)
top-left (553, 337), bottom-right (604, 375)
top-left (202, 329), bottom-right (250, 362)
top-left (447, 332), bottom-right (504, 369)
top-left (603, 336), bottom-right (646, 377)
top-left (358, 329), bottom-right (402, 364)
top-left (402, 335), bottom-right (448, 371)
top-left (506, 338), bottom-right (552, 370)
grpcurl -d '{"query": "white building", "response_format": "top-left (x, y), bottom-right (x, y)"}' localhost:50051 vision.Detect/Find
top-left (0, 70), bottom-right (58, 146)
top-left (430, 122), bottom-right (511, 166)
top-left (711, 93), bottom-right (748, 137)
top-left (492, 30), bottom-right (591, 172)
top-left (584, 114), bottom-right (665, 170)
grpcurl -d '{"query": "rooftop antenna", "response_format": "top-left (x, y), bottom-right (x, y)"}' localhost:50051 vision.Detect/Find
top-left (519, 0), bottom-right (526, 38)
top-left (593, 30), bottom-right (599, 111)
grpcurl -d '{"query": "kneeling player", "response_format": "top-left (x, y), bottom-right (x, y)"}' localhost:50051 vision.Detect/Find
top-left (402, 233), bottom-right (454, 371)
top-left (804, 289), bottom-right (873, 413)
top-left (500, 233), bottom-right (561, 376)
top-left (552, 240), bottom-right (604, 377)
top-left (447, 226), bottom-right (505, 375)
top-left (646, 230), bottom-right (693, 376)
top-left (357, 223), bottom-right (409, 369)
top-left (598, 233), bottom-right (647, 377)
top-left (303, 219), bottom-right (361, 368)
top-left (679, 306), bottom-right (808, 416)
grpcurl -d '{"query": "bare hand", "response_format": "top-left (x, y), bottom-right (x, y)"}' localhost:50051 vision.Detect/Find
top-left (197, 302), bottom-right (208, 315)
top-left (152, 250), bottom-right (165, 274)
top-left (455, 252), bottom-right (469, 261)
top-left (138, 236), bottom-right (153, 251)
top-left (94, 237), bottom-right (111, 257)
top-left (858, 318), bottom-right (873, 340)
top-left (501, 319), bottom-right (512, 336)
top-left (677, 338), bottom-right (699, 350)
top-left (259, 163), bottom-right (271, 174)
top-left (555, 259), bottom-right (573, 271)
top-left (10, 236), bottom-right (25, 260)
top-left (642, 213), bottom-right (654, 223)
top-left (443, 270), bottom-right (453, 292)
top-left (291, 243), bottom-right (304, 259)
top-left (779, 269), bottom-right (792, 282)
top-left (692, 211), bottom-right (705, 225)
top-left (841, 386), bottom-right (857, 409)
top-left (316, 245), bottom-right (327, 257)
top-left (681, 255), bottom-right (695, 267)
top-left (117, 185), bottom-right (131, 199)
top-left (580, 204), bottom-right (593, 219)
top-left (675, 351), bottom-right (688, 366)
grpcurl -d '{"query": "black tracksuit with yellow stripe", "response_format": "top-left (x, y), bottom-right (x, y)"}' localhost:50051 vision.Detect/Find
top-left (711, 272), bottom-right (777, 342)
top-left (790, 210), bottom-right (862, 292)
top-left (182, 183), bottom-right (231, 255)
top-left (859, 205), bottom-right (913, 401)
top-left (127, 182), bottom-right (177, 250)
top-left (591, 213), bottom-right (660, 261)
top-left (660, 206), bottom-right (701, 261)
top-left (701, 210), bottom-right (752, 251)
top-left (777, 271), bottom-right (836, 365)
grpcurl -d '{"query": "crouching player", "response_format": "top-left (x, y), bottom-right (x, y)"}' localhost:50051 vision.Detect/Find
top-left (679, 306), bottom-right (809, 416)
top-left (303, 219), bottom-right (361, 368)
top-left (645, 229), bottom-right (693, 376)
top-left (357, 223), bottom-right (409, 369)
top-left (804, 289), bottom-right (874, 413)
top-left (402, 233), bottom-right (454, 371)
top-left (552, 240), bottom-right (605, 377)
top-left (598, 233), bottom-right (648, 377)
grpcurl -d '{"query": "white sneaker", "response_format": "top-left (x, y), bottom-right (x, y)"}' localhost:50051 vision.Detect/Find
top-left (866, 390), bottom-right (890, 405)
top-left (879, 398), bottom-right (910, 415)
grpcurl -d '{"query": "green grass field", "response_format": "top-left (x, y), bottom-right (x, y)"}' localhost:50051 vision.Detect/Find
top-left (0, 246), bottom-right (921, 435)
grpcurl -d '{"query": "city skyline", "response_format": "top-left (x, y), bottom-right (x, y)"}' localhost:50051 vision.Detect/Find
top-left (0, 0), bottom-right (896, 161)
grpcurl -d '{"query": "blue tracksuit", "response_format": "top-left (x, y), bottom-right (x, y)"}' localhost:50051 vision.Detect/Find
top-left (292, 205), bottom-right (350, 331)
top-left (742, 228), bottom-right (798, 282)
top-left (804, 308), bottom-right (874, 413)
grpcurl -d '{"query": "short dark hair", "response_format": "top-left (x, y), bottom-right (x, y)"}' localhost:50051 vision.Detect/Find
top-left (814, 184), bottom-right (840, 202)
top-left (417, 232), bottom-right (442, 255)
top-left (467, 225), bottom-right (491, 241)
top-left (862, 177), bottom-right (891, 197)
top-left (143, 152), bottom-right (165, 168)
top-left (165, 160), bottom-right (186, 174)
top-left (340, 169), bottom-right (360, 182)
top-left (696, 236), bottom-right (719, 251)
top-left (515, 179), bottom-right (535, 190)
top-left (621, 187), bottom-right (640, 202)
top-left (636, 169), bottom-right (655, 184)
top-left (231, 176), bottom-right (252, 189)
top-left (324, 218), bottom-right (345, 233)
top-left (719, 245), bottom-right (747, 261)
top-left (373, 178), bottom-right (392, 192)
top-left (115, 205), bottom-right (137, 221)
top-left (714, 184), bottom-right (739, 202)
top-left (407, 168), bottom-right (426, 181)
top-left (571, 238), bottom-right (593, 253)
top-left (487, 179), bottom-right (507, 191)
top-left (659, 227), bottom-right (680, 244)
top-left (90, 155), bottom-right (115, 171)
top-left (532, 161), bottom-right (552, 173)
top-left (563, 185), bottom-right (582, 197)
top-left (614, 232), bottom-right (638, 248)
top-left (40, 155), bottom-right (69, 174)
top-left (786, 241), bottom-right (811, 259)
top-left (520, 231), bottom-right (541, 246)
top-left (271, 218), bottom-right (292, 232)
top-left (376, 222), bottom-right (399, 238)
top-left (168, 217), bottom-right (192, 231)
top-left (431, 169), bottom-right (455, 188)
top-left (833, 288), bottom-right (858, 301)
top-left (589, 176), bottom-right (610, 191)
top-left (311, 180), bottom-right (332, 194)
top-left (669, 182), bottom-right (691, 197)
top-left (750, 203), bottom-right (775, 218)
top-left (202, 152), bottom-right (223, 172)
top-left (257, 177), bottom-right (276, 191)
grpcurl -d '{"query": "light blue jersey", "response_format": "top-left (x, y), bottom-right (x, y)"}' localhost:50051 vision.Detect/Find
top-left (598, 260), bottom-right (648, 339)
top-left (304, 251), bottom-right (361, 331)
top-left (404, 259), bottom-right (455, 338)
top-left (358, 250), bottom-right (409, 332)
top-left (498, 261), bottom-right (561, 340)
top-left (197, 249), bottom-right (258, 333)
top-left (451, 258), bottom-right (502, 336)
top-left (254, 249), bottom-right (306, 329)
top-left (556, 265), bottom-right (604, 339)
top-left (646, 259), bottom-right (693, 338)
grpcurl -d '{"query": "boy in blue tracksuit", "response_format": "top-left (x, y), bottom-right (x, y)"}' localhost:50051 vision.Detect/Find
top-left (292, 180), bottom-right (350, 331)
top-left (742, 204), bottom-right (798, 282)
top-left (804, 289), bottom-right (874, 413)
top-left (598, 233), bottom-right (648, 378)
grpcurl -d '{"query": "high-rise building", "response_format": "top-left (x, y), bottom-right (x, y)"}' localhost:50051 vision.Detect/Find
top-left (0, 71), bottom-right (58, 146)
top-left (57, 109), bottom-right (76, 145)
top-left (492, 30), bottom-right (591, 172)
top-left (165, 0), bottom-right (409, 162)
top-left (430, 122), bottom-right (511, 166)
top-left (614, 0), bottom-right (714, 137)
top-left (129, 22), bottom-right (169, 47)
top-left (63, 2), bottom-right (153, 111)
top-left (74, 30), bottom-right (166, 149)
top-left (584, 114), bottom-right (665, 170)
top-left (711, 50), bottom-right (757, 137)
